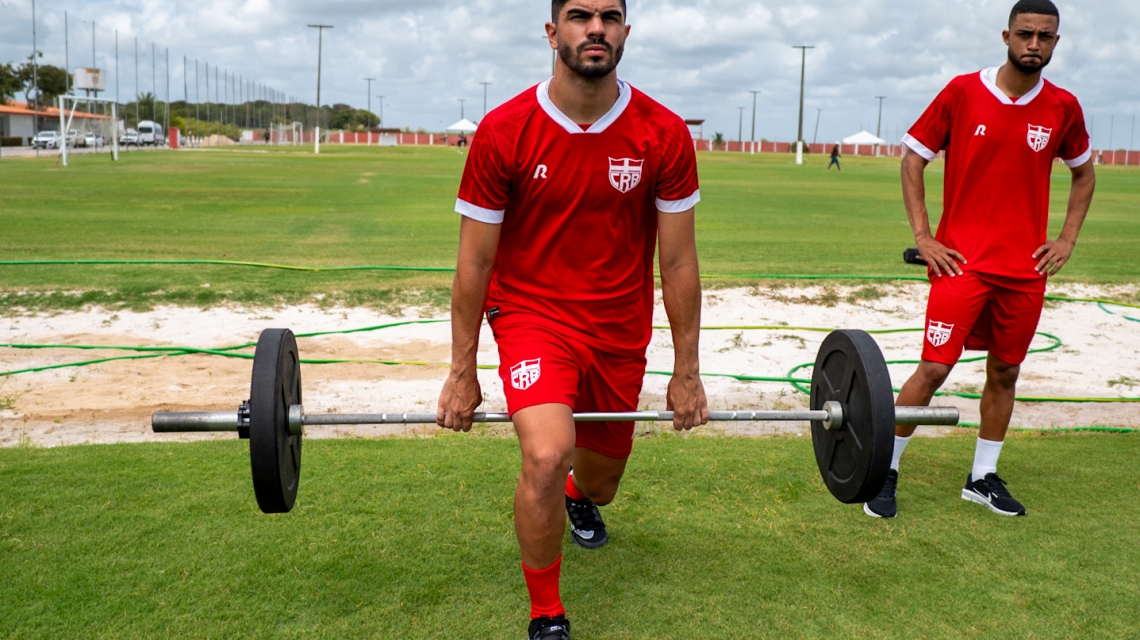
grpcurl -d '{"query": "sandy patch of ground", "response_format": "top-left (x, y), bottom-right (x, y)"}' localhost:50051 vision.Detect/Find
top-left (1, 283), bottom-right (1137, 447)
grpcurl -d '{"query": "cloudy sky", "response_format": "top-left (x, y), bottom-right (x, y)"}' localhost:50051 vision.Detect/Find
top-left (2, 0), bottom-right (1138, 147)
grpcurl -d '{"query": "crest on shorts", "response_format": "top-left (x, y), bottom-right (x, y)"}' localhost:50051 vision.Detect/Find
top-left (608, 157), bottom-right (644, 193)
top-left (926, 320), bottom-right (955, 348)
top-left (1027, 125), bottom-right (1052, 153)
top-left (510, 358), bottom-right (542, 391)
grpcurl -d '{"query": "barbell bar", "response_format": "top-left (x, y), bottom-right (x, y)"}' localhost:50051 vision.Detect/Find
top-left (151, 328), bottom-right (960, 513)
top-left (153, 404), bottom-right (958, 434)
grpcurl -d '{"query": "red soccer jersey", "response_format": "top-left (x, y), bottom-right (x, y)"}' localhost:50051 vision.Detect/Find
top-left (455, 79), bottom-right (700, 355)
top-left (904, 67), bottom-right (1090, 291)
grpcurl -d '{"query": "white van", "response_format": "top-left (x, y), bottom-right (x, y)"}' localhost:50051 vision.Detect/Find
top-left (137, 121), bottom-right (165, 146)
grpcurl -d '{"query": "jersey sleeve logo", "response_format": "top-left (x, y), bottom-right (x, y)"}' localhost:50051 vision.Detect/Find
top-left (1027, 125), bottom-right (1052, 153)
top-left (926, 320), bottom-right (955, 348)
top-left (510, 358), bottom-right (542, 390)
top-left (608, 158), bottom-right (644, 193)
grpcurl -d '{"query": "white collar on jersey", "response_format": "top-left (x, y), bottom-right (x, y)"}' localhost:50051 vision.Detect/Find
top-left (979, 66), bottom-right (1045, 106)
top-left (536, 77), bottom-right (632, 134)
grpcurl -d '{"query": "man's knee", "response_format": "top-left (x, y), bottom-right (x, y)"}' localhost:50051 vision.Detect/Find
top-left (987, 357), bottom-right (1020, 389)
top-left (575, 473), bottom-right (621, 506)
top-left (521, 447), bottom-right (573, 489)
top-left (913, 360), bottom-right (953, 391)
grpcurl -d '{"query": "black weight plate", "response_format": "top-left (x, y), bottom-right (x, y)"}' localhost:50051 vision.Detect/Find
top-left (809, 330), bottom-right (894, 504)
top-left (249, 328), bottom-right (303, 514)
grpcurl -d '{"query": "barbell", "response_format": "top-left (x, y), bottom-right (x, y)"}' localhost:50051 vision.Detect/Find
top-left (152, 328), bottom-right (959, 513)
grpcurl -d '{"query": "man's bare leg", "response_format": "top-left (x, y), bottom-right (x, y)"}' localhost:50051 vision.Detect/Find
top-left (569, 447), bottom-right (628, 507)
top-left (978, 353), bottom-right (1019, 442)
top-left (513, 403), bottom-right (576, 569)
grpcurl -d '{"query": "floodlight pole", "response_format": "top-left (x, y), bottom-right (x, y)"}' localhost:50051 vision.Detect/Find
top-left (308, 24), bottom-right (333, 154)
top-left (376, 95), bottom-right (384, 127)
top-left (364, 78), bottom-right (375, 145)
top-left (792, 45), bottom-right (815, 165)
top-left (748, 90), bottom-right (760, 154)
top-left (64, 11), bottom-right (69, 95)
top-left (813, 108), bottom-right (822, 145)
top-left (875, 96), bottom-right (886, 156)
top-left (32, 0), bottom-right (39, 145)
top-left (480, 82), bottom-right (492, 119)
top-left (737, 107), bottom-right (744, 146)
top-left (459, 98), bottom-right (466, 120)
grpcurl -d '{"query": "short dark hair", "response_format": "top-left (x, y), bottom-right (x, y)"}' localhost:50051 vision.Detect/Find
top-left (552, 0), bottom-right (627, 23)
top-left (1009, 0), bottom-right (1059, 26)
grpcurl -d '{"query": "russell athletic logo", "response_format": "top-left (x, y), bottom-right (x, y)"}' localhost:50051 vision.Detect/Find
top-left (608, 157), bottom-right (644, 193)
top-left (927, 321), bottom-right (954, 348)
top-left (510, 358), bottom-right (542, 391)
top-left (1027, 125), bottom-right (1052, 153)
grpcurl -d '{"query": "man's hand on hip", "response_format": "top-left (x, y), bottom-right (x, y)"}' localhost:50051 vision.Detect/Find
top-left (916, 234), bottom-right (966, 278)
top-left (666, 371), bottom-right (709, 431)
top-left (1033, 238), bottom-right (1075, 277)
top-left (436, 367), bottom-right (483, 432)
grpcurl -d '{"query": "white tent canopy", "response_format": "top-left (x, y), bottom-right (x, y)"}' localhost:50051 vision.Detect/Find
top-left (446, 118), bottom-right (478, 133)
top-left (842, 130), bottom-right (887, 145)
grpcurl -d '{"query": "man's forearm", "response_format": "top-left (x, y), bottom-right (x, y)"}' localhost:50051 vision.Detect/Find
top-left (661, 261), bottom-right (702, 374)
top-left (1058, 168), bottom-right (1096, 243)
top-left (449, 265), bottom-right (492, 372)
top-left (901, 153), bottom-right (932, 240)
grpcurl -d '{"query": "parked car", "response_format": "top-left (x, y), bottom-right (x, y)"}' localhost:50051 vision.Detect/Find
top-left (31, 131), bottom-right (61, 149)
top-left (120, 130), bottom-right (140, 146)
top-left (77, 132), bottom-right (97, 148)
top-left (137, 121), bottom-right (164, 146)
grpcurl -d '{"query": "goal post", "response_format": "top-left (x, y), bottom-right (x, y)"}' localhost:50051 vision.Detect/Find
top-left (58, 95), bottom-right (122, 166)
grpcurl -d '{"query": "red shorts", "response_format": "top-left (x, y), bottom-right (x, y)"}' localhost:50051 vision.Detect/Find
top-left (922, 272), bottom-right (1044, 366)
top-left (492, 318), bottom-right (647, 459)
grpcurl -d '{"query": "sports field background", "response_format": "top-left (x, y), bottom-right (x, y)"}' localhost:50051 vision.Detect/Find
top-left (1, 146), bottom-right (1138, 313)
top-left (1, 148), bottom-right (1139, 638)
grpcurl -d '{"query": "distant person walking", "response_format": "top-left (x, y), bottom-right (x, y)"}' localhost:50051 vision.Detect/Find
top-left (828, 144), bottom-right (841, 171)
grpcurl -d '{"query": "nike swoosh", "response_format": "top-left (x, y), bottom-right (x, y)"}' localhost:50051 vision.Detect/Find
top-left (572, 528), bottom-right (594, 540)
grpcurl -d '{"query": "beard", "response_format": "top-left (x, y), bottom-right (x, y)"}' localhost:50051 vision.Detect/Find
top-left (1008, 47), bottom-right (1051, 74)
top-left (558, 37), bottom-right (625, 79)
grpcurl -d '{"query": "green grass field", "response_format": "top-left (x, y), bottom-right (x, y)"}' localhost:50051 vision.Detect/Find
top-left (2, 434), bottom-right (1138, 639)
top-left (1, 146), bottom-right (1138, 311)
top-left (2, 146), bottom-right (1139, 637)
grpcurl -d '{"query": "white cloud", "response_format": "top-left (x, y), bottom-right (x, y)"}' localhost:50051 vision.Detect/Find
top-left (1, 0), bottom-right (1137, 147)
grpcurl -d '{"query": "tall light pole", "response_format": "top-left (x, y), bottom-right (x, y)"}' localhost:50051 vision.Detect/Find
top-left (748, 90), bottom-right (761, 154)
top-left (308, 24), bottom-right (333, 154)
top-left (792, 45), bottom-right (814, 165)
top-left (874, 96), bottom-right (887, 156)
top-left (813, 108), bottom-right (822, 145)
top-left (459, 98), bottom-right (466, 120)
top-left (737, 107), bottom-right (744, 145)
top-left (363, 77), bottom-right (375, 145)
top-left (376, 95), bottom-right (384, 126)
top-left (480, 82), bottom-right (492, 119)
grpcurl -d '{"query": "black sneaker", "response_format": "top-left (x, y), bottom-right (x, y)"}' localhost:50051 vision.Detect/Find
top-left (962, 473), bottom-right (1026, 516)
top-left (528, 614), bottom-right (571, 640)
top-left (565, 494), bottom-right (608, 549)
top-left (863, 468), bottom-right (899, 518)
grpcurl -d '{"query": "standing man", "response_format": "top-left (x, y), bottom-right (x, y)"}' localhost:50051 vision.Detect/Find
top-left (436, 1), bottom-right (708, 638)
top-left (865, 0), bottom-right (1095, 519)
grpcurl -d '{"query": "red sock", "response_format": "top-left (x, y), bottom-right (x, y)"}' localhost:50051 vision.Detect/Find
top-left (522, 556), bottom-right (565, 619)
top-left (565, 472), bottom-right (586, 501)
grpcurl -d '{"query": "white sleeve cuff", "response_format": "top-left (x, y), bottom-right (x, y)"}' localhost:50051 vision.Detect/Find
top-left (1062, 148), bottom-right (1092, 168)
top-left (656, 189), bottom-right (701, 213)
top-left (902, 134), bottom-right (937, 161)
top-left (455, 198), bottom-right (505, 224)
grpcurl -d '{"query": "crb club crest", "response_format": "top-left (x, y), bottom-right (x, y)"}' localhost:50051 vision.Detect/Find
top-left (608, 158), bottom-right (644, 193)
top-left (1027, 125), bottom-right (1052, 153)
top-left (510, 358), bottom-right (541, 391)
top-left (926, 321), bottom-right (954, 348)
